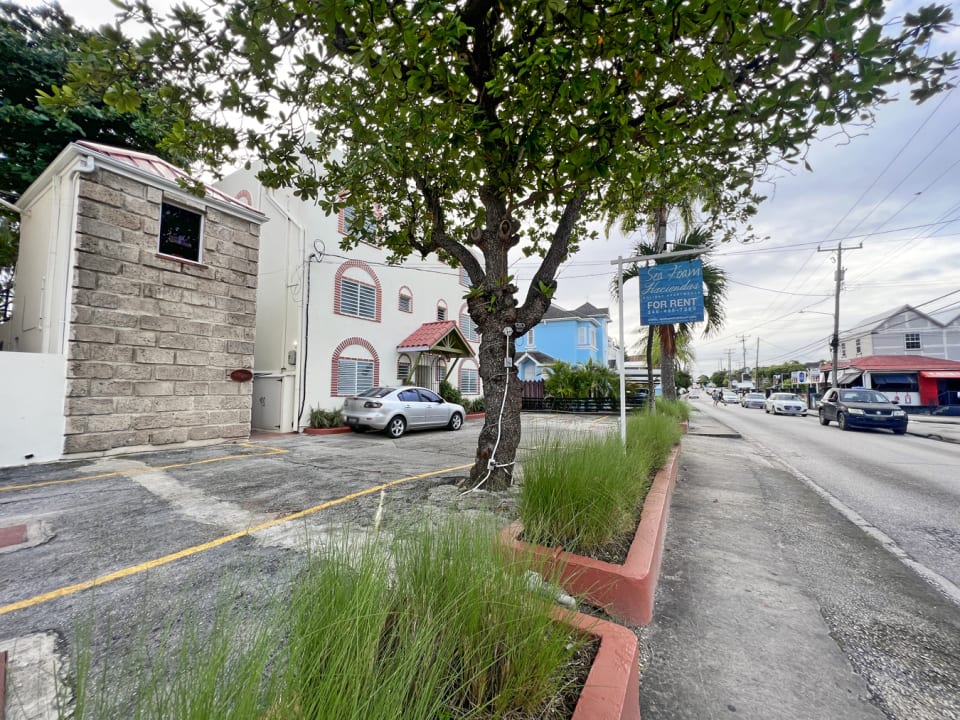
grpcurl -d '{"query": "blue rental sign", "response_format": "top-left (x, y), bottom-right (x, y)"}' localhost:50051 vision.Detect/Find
top-left (639, 259), bottom-right (705, 325)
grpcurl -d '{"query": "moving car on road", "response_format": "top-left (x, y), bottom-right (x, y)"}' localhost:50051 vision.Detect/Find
top-left (342, 386), bottom-right (465, 438)
top-left (765, 393), bottom-right (808, 416)
top-left (740, 392), bottom-right (766, 409)
top-left (818, 388), bottom-right (908, 434)
top-left (721, 390), bottom-right (739, 405)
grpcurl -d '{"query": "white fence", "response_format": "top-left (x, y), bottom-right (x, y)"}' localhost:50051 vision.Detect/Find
top-left (0, 352), bottom-right (66, 467)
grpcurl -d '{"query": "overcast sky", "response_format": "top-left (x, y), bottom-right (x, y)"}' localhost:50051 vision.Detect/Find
top-left (50, 0), bottom-right (960, 379)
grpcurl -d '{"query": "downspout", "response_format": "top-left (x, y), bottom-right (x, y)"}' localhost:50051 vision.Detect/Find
top-left (56, 154), bottom-right (97, 354)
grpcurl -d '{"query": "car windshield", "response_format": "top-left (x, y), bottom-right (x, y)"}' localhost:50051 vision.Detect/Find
top-left (746, 393), bottom-right (764, 399)
top-left (840, 390), bottom-right (888, 403)
top-left (772, 393), bottom-right (800, 401)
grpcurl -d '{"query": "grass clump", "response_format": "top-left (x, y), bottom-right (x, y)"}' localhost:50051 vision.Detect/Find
top-left (519, 412), bottom-right (681, 555)
top-left (66, 518), bottom-right (582, 720)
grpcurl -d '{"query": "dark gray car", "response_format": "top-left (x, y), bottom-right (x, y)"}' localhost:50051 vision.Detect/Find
top-left (818, 388), bottom-right (908, 434)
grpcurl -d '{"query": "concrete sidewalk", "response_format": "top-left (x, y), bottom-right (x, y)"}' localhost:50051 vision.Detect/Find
top-left (639, 410), bottom-right (960, 720)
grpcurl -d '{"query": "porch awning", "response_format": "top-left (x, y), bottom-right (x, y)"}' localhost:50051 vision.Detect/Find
top-left (396, 320), bottom-right (474, 359)
top-left (837, 370), bottom-right (863, 385)
top-left (919, 370), bottom-right (960, 379)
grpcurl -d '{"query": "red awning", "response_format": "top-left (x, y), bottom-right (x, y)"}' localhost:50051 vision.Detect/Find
top-left (919, 370), bottom-right (960, 379)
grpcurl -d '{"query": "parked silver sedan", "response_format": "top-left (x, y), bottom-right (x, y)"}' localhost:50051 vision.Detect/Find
top-left (765, 392), bottom-right (808, 416)
top-left (342, 386), bottom-right (466, 438)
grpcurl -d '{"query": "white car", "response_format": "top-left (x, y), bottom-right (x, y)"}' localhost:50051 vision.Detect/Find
top-left (688, 388), bottom-right (701, 399)
top-left (765, 393), bottom-right (808, 416)
top-left (721, 390), bottom-right (739, 405)
top-left (342, 386), bottom-right (465, 438)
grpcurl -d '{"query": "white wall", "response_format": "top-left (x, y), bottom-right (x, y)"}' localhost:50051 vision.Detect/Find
top-left (0, 352), bottom-right (66, 466)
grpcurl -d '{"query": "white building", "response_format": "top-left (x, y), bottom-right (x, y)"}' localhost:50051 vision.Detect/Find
top-left (839, 304), bottom-right (960, 362)
top-left (215, 163), bottom-right (481, 433)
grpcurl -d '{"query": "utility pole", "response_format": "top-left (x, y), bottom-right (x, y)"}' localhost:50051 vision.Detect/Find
top-left (818, 242), bottom-right (862, 388)
top-left (725, 348), bottom-right (735, 382)
top-left (737, 334), bottom-right (750, 382)
top-left (755, 337), bottom-right (760, 389)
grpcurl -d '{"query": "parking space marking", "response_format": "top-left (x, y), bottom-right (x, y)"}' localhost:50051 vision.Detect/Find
top-left (0, 462), bottom-right (472, 616)
top-left (0, 443), bottom-right (287, 494)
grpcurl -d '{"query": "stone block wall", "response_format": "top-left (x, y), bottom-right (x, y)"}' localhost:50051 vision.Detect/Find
top-left (63, 167), bottom-right (261, 455)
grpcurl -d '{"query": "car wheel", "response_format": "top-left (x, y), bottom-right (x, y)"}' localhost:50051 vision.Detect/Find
top-left (447, 412), bottom-right (463, 431)
top-left (819, 411), bottom-right (830, 426)
top-left (838, 412), bottom-right (850, 431)
top-left (385, 416), bottom-right (407, 438)
top-left (893, 427), bottom-right (907, 435)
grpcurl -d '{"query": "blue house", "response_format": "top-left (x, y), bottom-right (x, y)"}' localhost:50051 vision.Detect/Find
top-left (515, 302), bottom-right (610, 380)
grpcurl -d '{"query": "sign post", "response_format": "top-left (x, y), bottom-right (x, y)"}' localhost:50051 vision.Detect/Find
top-left (612, 249), bottom-right (707, 446)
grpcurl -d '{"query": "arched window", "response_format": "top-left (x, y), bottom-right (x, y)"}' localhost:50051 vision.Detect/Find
top-left (331, 338), bottom-right (380, 396)
top-left (398, 286), bottom-right (413, 313)
top-left (334, 261), bottom-right (381, 322)
top-left (397, 353), bottom-right (412, 382)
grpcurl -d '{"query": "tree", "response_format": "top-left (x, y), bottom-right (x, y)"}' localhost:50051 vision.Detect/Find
top-left (0, 1), bottom-right (191, 316)
top-left (49, 0), bottom-right (956, 489)
top-left (613, 226), bottom-right (728, 403)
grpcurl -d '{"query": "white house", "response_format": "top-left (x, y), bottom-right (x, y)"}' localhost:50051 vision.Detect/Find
top-left (215, 162), bottom-right (481, 433)
top-left (839, 303), bottom-right (960, 362)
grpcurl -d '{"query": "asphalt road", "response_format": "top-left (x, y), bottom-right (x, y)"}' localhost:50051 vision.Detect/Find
top-left (694, 398), bottom-right (960, 592)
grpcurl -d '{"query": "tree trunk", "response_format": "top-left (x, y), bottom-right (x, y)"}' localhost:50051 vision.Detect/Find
top-left (445, 190), bottom-right (586, 492)
top-left (659, 324), bottom-right (678, 401)
top-left (467, 328), bottom-right (522, 491)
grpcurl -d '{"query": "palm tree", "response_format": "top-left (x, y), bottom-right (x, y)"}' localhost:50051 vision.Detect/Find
top-left (612, 226), bottom-right (728, 401)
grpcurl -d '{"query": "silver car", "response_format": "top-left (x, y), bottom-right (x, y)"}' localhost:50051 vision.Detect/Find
top-left (740, 392), bottom-right (766, 409)
top-left (342, 386), bottom-right (466, 438)
top-left (765, 392), bottom-right (808, 416)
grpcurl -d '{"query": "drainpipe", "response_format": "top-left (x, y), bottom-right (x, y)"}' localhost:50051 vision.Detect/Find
top-left (56, 154), bottom-right (97, 354)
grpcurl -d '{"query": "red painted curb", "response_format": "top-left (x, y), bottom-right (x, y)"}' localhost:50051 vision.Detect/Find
top-left (562, 610), bottom-right (640, 720)
top-left (503, 444), bottom-right (681, 625)
top-left (0, 524), bottom-right (27, 549)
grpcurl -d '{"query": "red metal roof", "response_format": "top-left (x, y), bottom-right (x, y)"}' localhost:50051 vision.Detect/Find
top-left (821, 355), bottom-right (960, 372)
top-left (74, 141), bottom-right (260, 215)
top-left (397, 321), bottom-right (460, 351)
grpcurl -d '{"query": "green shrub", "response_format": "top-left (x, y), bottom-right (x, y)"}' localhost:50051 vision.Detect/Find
top-left (468, 396), bottom-right (485, 413)
top-left (438, 379), bottom-right (464, 407)
top-left (308, 406), bottom-right (343, 428)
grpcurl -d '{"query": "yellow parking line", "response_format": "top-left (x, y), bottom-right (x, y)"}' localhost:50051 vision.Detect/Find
top-left (0, 443), bottom-right (288, 494)
top-left (0, 462), bottom-right (473, 616)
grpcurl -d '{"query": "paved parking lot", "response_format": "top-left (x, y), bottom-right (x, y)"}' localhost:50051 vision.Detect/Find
top-left (0, 413), bottom-right (618, 718)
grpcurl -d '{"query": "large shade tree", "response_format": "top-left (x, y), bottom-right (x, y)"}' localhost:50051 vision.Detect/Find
top-left (49, 0), bottom-right (956, 489)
